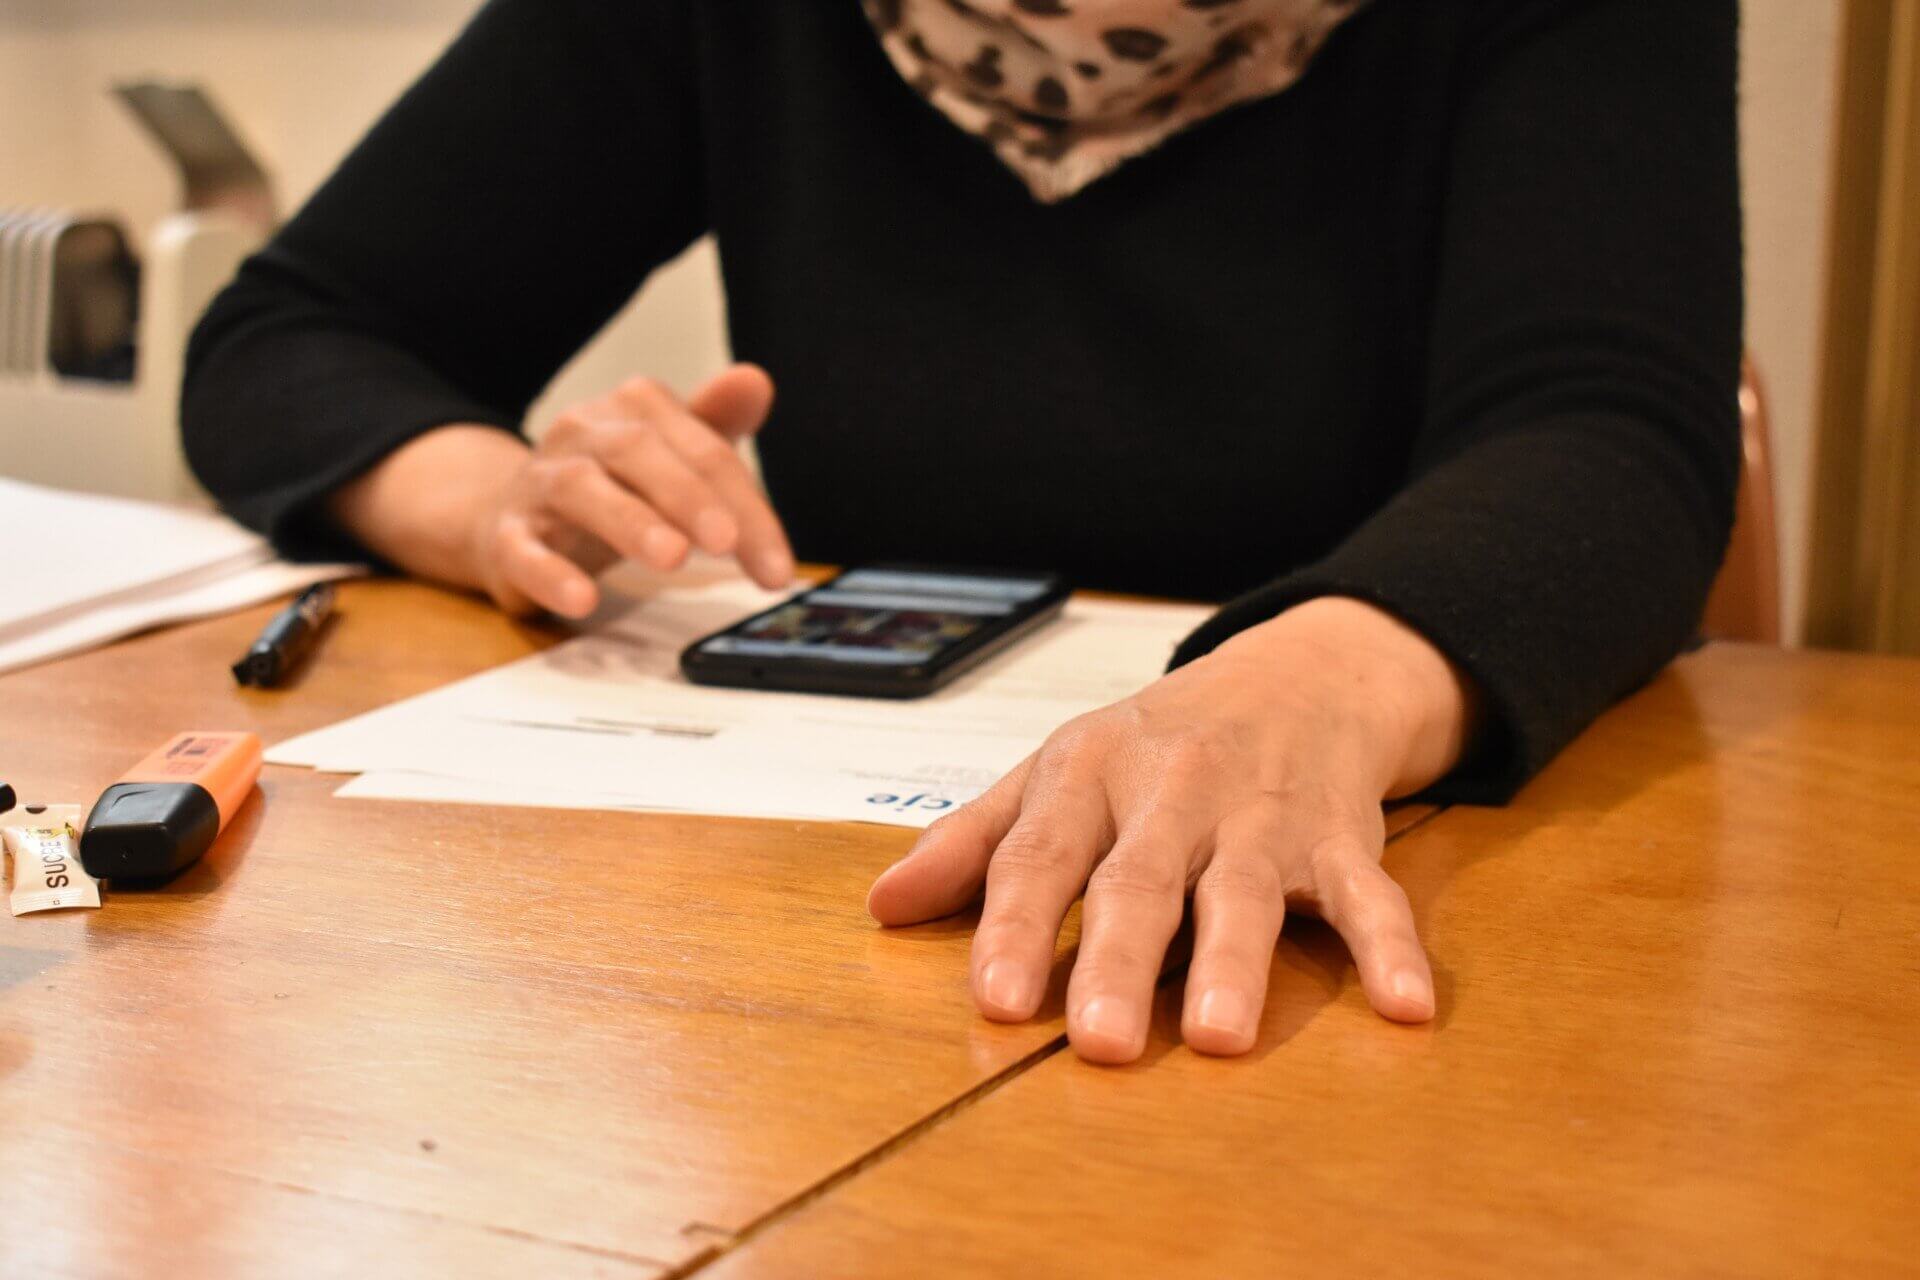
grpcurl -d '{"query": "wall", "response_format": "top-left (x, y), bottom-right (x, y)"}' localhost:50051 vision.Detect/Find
top-left (0, 0), bottom-right (1842, 640)
top-left (1739, 0), bottom-right (1844, 640)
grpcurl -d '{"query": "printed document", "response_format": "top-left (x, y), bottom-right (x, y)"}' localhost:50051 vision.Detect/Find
top-left (269, 571), bottom-right (1210, 828)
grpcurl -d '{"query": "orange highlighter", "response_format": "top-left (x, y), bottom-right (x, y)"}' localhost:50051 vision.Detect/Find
top-left (80, 732), bottom-right (263, 881)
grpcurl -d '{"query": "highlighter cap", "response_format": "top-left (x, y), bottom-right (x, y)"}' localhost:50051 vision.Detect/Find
top-left (80, 783), bottom-right (221, 880)
top-left (80, 732), bottom-right (262, 881)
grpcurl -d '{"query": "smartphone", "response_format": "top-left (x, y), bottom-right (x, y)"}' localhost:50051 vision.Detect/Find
top-left (680, 564), bottom-right (1071, 698)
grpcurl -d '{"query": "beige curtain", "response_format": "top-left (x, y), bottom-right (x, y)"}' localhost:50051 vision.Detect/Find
top-left (1807, 0), bottom-right (1920, 652)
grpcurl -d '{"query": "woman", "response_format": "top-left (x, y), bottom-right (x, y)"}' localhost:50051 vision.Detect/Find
top-left (183, 0), bottom-right (1741, 1064)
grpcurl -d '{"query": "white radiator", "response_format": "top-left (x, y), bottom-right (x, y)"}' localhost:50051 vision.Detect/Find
top-left (0, 212), bottom-right (263, 505)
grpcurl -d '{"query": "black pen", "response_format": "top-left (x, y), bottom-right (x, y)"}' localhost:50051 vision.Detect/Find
top-left (232, 583), bottom-right (336, 688)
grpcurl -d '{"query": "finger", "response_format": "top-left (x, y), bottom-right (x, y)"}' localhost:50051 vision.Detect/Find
top-left (1316, 847), bottom-right (1435, 1023)
top-left (533, 456), bottom-right (692, 572)
top-left (593, 422), bottom-right (742, 557)
top-left (652, 408), bottom-right (793, 587)
top-left (968, 760), bottom-right (1112, 1023)
top-left (1180, 850), bottom-right (1287, 1056)
top-left (1067, 828), bottom-right (1191, 1064)
top-left (686, 363), bottom-right (776, 441)
top-left (493, 514), bottom-right (600, 619)
top-left (621, 378), bottom-right (794, 588)
top-left (867, 754), bottom-right (1033, 927)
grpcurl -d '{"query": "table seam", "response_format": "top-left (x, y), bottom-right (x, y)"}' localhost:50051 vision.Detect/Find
top-left (662, 1031), bottom-right (1073, 1278)
top-left (664, 804), bottom-right (1452, 1278)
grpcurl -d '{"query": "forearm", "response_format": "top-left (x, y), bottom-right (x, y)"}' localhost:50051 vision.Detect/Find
top-left (328, 424), bottom-right (528, 591)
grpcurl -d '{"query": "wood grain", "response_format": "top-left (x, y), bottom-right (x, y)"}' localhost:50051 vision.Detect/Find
top-left (704, 643), bottom-right (1920, 1280)
top-left (0, 579), bottom-right (1432, 1278)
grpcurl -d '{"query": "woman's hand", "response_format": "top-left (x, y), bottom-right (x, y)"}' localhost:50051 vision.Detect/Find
top-left (867, 596), bottom-right (1479, 1064)
top-left (330, 364), bottom-right (795, 618)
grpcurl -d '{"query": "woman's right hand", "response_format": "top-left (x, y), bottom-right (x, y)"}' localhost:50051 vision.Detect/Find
top-left (331, 364), bottom-right (795, 618)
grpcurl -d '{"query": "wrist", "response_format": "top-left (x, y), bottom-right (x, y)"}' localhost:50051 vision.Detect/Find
top-left (328, 424), bottom-right (529, 591)
top-left (1213, 596), bottom-right (1480, 798)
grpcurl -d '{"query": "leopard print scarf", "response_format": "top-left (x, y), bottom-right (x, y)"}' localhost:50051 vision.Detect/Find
top-left (862, 0), bottom-right (1369, 202)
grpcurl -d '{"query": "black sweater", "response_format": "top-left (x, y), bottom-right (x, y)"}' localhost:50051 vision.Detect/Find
top-left (181, 0), bottom-right (1743, 803)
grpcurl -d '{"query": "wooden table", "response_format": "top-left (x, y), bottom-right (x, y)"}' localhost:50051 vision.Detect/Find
top-left (706, 644), bottom-right (1920, 1279)
top-left (1, 583), bottom-right (1914, 1279)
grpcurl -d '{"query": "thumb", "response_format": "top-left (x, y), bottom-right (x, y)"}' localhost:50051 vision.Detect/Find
top-left (687, 363), bottom-right (776, 441)
top-left (867, 754), bottom-right (1034, 926)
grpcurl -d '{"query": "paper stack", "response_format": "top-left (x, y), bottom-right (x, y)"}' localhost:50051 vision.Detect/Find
top-left (0, 477), bottom-right (359, 676)
top-left (270, 570), bottom-right (1212, 829)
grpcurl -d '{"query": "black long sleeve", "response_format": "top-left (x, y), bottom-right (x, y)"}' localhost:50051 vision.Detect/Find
top-left (1168, 0), bottom-right (1743, 799)
top-left (183, 0), bottom-right (1742, 801)
top-left (183, 0), bottom-right (705, 560)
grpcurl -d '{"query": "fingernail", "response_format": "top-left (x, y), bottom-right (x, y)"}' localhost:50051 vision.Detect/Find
top-left (757, 548), bottom-right (794, 585)
top-left (642, 525), bottom-right (685, 565)
top-left (980, 960), bottom-right (1039, 1018)
top-left (1194, 987), bottom-right (1251, 1037)
top-left (694, 508), bottom-right (738, 553)
top-left (1077, 996), bottom-right (1140, 1049)
top-left (1391, 969), bottom-right (1434, 1010)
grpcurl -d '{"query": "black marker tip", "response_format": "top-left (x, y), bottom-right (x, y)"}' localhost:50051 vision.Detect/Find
top-left (231, 655), bottom-right (276, 687)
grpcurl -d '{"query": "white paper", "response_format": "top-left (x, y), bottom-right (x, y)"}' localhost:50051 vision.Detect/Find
top-left (274, 573), bottom-right (1210, 829)
top-left (0, 556), bottom-right (361, 675)
top-left (334, 769), bottom-right (815, 822)
top-left (0, 477), bottom-right (361, 675)
top-left (0, 477), bottom-right (269, 629)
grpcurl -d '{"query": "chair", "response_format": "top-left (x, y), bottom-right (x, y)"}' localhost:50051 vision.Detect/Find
top-left (1699, 356), bottom-right (1782, 643)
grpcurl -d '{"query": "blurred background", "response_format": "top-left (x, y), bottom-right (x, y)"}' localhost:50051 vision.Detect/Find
top-left (1, 0), bottom-right (1913, 651)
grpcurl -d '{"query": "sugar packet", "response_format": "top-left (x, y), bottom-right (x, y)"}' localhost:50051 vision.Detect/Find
top-left (3, 804), bottom-right (103, 914)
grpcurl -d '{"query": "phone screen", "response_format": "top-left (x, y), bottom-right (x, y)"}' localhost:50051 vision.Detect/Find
top-left (695, 568), bottom-right (1057, 667)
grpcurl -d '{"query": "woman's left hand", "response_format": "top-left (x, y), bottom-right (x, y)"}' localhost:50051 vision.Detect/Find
top-left (866, 596), bottom-right (1479, 1064)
